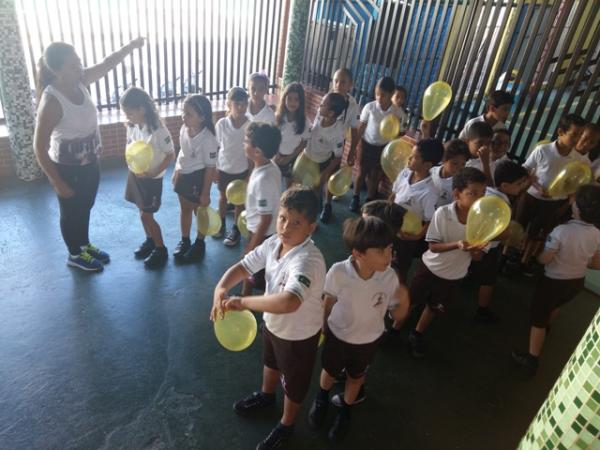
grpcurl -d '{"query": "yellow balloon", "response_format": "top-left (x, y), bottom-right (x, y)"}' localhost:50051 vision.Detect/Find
top-left (237, 210), bottom-right (249, 239)
top-left (318, 332), bottom-right (325, 347)
top-left (292, 152), bottom-right (320, 188)
top-left (503, 220), bottom-right (525, 248)
top-left (380, 139), bottom-right (413, 181)
top-left (197, 206), bottom-right (222, 236)
top-left (214, 310), bottom-right (257, 352)
top-left (125, 140), bottom-right (153, 174)
top-left (379, 114), bottom-right (401, 141)
top-left (466, 196), bottom-right (511, 246)
top-left (226, 179), bottom-right (247, 206)
top-left (327, 166), bottom-right (353, 196)
top-left (401, 210), bottom-right (423, 235)
top-left (536, 140), bottom-right (552, 146)
top-left (422, 81), bottom-right (452, 121)
top-left (547, 161), bottom-right (592, 198)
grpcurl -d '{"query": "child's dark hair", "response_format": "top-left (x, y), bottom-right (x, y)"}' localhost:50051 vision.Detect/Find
top-left (493, 128), bottom-right (511, 139)
top-left (575, 184), bottom-right (600, 228)
top-left (465, 121), bottom-right (494, 141)
top-left (557, 113), bottom-right (585, 134)
top-left (376, 76), bottom-right (396, 94)
top-left (395, 85), bottom-right (407, 96)
top-left (361, 200), bottom-right (406, 234)
top-left (246, 122), bottom-right (282, 159)
top-left (324, 92), bottom-right (348, 118)
top-left (343, 216), bottom-right (394, 253)
top-left (280, 186), bottom-right (319, 224)
top-left (453, 167), bottom-right (487, 191)
top-left (416, 138), bottom-right (444, 165)
top-left (226, 87), bottom-right (249, 116)
top-left (120, 87), bottom-right (162, 131)
top-left (334, 68), bottom-right (353, 83)
top-left (183, 94), bottom-right (216, 135)
top-left (36, 42), bottom-right (76, 102)
top-left (275, 82), bottom-right (306, 135)
top-left (584, 123), bottom-right (600, 162)
top-left (487, 90), bottom-right (513, 108)
top-left (443, 139), bottom-right (470, 161)
top-left (493, 160), bottom-right (528, 187)
top-left (249, 72), bottom-right (270, 89)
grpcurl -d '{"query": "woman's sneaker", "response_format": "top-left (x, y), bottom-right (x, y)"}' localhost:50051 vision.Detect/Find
top-left (233, 391), bottom-right (275, 415)
top-left (81, 244), bottom-right (110, 264)
top-left (67, 251), bottom-right (103, 272)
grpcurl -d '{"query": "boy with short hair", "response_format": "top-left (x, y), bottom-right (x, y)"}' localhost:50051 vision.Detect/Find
top-left (458, 90), bottom-right (513, 140)
top-left (431, 139), bottom-right (471, 207)
top-left (390, 138), bottom-right (444, 283)
top-left (307, 216), bottom-right (409, 442)
top-left (211, 187), bottom-right (326, 450)
top-left (516, 114), bottom-right (586, 275)
top-left (361, 199), bottom-right (406, 234)
top-left (408, 167), bottom-right (488, 358)
top-left (463, 121), bottom-right (494, 184)
top-left (513, 184), bottom-right (600, 375)
top-left (471, 160), bottom-right (529, 323)
top-left (241, 122), bottom-right (283, 295)
top-left (575, 122), bottom-right (600, 166)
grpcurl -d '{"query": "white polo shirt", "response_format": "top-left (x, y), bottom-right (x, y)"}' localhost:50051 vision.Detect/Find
top-left (245, 161), bottom-right (282, 235)
top-left (175, 126), bottom-right (218, 174)
top-left (215, 116), bottom-right (250, 174)
top-left (360, 101), bottom-right (408, 146)
top-left (127, 123), bottom-right (174, 179)
top-left (422, 202), bottom-right (472, 280)
top-left (430, 165), bottom-right (454, 207)
top-left (484, 187), bottom-right (510, 249)
top-left (392, 168), bottom-right (438, 222)
top-left (458, 115), bottom-right (505, 140)
top-left (247, 104), bottom-right (276, 124)
top-left (544, 219), bottom-right (600, 280)
top-left (305, 118), bottom-right (345, 163)
top-left (523, 142), bottom-right (581, 200)
top-left (325, 257), bottom-right (400, 345)
top-left (241, 235), bottom-right (326, 340)
top-left (466, 154), bottom-right (510, 184)
top-left (341, 95), bottom-right (360, 130)
top-left (278, 116), bottom-right (310, 156)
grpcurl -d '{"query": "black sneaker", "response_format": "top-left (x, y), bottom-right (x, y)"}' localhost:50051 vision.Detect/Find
top-left (328, 410), bottom-right (351, 442)
top-left (144, 246), bottom-right (168, 269)
top-left (408, 330), bottom-right (425, 359)
top-left (256, 423), bottom-right (294, 450)
top-left (511, 350), bottom-right (539, 375)
top-left (213, 221), bottom-right (226, 239)
top-left (233, 391), bottom-right (275, 415)
top-left (349, 195), bottom-right (360, 213)
top-left (307, 398), bottom-right (329, 429)
top-left (173, 239), bottom-right (191, 260)
top-left (521, 262), bottom-right (536, 277)
top-left (183, 239), bottom-right (206, 262)
top-left (223, 227), bottom-right (241, 247)
top-left (331, 385), bottom-right (367, 407)
top-left (320, 203), bottom-right (333, 223)
top-left (134, 238), bottom-right (155, 259)
top-left (474, 307), bottom-right (499, 324)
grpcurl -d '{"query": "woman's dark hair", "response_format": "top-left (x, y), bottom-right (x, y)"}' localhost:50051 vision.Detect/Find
top-left (120, 87), bottom-right (162, 131)
top-left (275, 82), bottom-right (306, 135)
top-left (183, 94), bottom-right (216, 135)
top-left (324, 92), bottom-right (348, 118)
top-left (36, 42), bottom-right (77, 102)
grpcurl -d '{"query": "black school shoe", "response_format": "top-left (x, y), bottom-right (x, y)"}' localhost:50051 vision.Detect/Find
top-left (511, 350), bottom-right (539, 376)
top-left (408, 330), bottom-right (425, 359)
top-left (256, 422), bottom-right (294, 450)
top-left (183, 239), bottom-right (206, 262)
top-left (233, 391), bottom-right (276, 415)
top-left (144, 246), bottom-right (168, 269)
top-left (307, 398), bottom-right (329, 429)
top-left (173, 239), bottom-right (191, 260)
top-left (134, 238), bottom-right (155, 259)
top-left (328, 408), bottom-right (351, 442)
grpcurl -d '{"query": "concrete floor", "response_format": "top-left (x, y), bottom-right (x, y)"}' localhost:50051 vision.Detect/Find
top-left (0, 159), bottom-right (598, 450)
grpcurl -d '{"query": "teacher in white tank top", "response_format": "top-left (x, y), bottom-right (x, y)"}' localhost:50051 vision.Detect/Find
top-left (34, 38), bottom-right (145, 272)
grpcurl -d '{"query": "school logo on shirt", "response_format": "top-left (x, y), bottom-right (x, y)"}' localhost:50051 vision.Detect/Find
top-left (210, 152), bottom-right (217, 159)
top-left (336, 142), bottom-right (343, 148)
top-left (164, 136), bottom-right (172, 144)
top-left (258, 199), bottom-right (267, 207)
top-left (546, 235), bottom-right (553, 244)
top-left (372, 292), bottom-right (386, 307)
top-left (297, 274), bottom-right (311, 288)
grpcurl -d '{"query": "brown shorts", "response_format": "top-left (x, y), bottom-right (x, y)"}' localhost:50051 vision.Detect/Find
top-left (515, 192), bottom-right (567, 240)
top-left (217, 169), bottom-right (249, 193)
top-left (321, 328), bottom-right (379, 379)
top-left (409, 260), bottom-right (460, 314)
top-left (530, 275), bottom-right (584, 327)
top-left (359, 139), bottom-right (385, 174)
top-left (125, 171), bottom-right (163, 213)
top-left (262, 325), bottom-right (320, 404)
top-left (174, 168), bottom-right (206, 204)
top-left (469, 246), bottom-right (501, 286)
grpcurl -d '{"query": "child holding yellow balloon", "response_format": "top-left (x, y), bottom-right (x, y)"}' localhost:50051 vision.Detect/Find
top-left (171, 94), bottom-right (218, 263)
top-left (407, 168), bottom-right (488, 358)
top-left (350, 76), bottom-right (407, 212)
top-left (211, 187), bottom-right (326, 450)
top-left (513, 184), bottom-right (600, 375)
top-left (121, 87), bottom-right (174, 269)
top-left (215, 87), bottom-right (251, 246)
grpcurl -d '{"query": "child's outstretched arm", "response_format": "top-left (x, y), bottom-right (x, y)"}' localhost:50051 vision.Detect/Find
top-left (223, 291), bottom-right (302, 315)
top-left (210, 262), bottom-right (250, 321)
